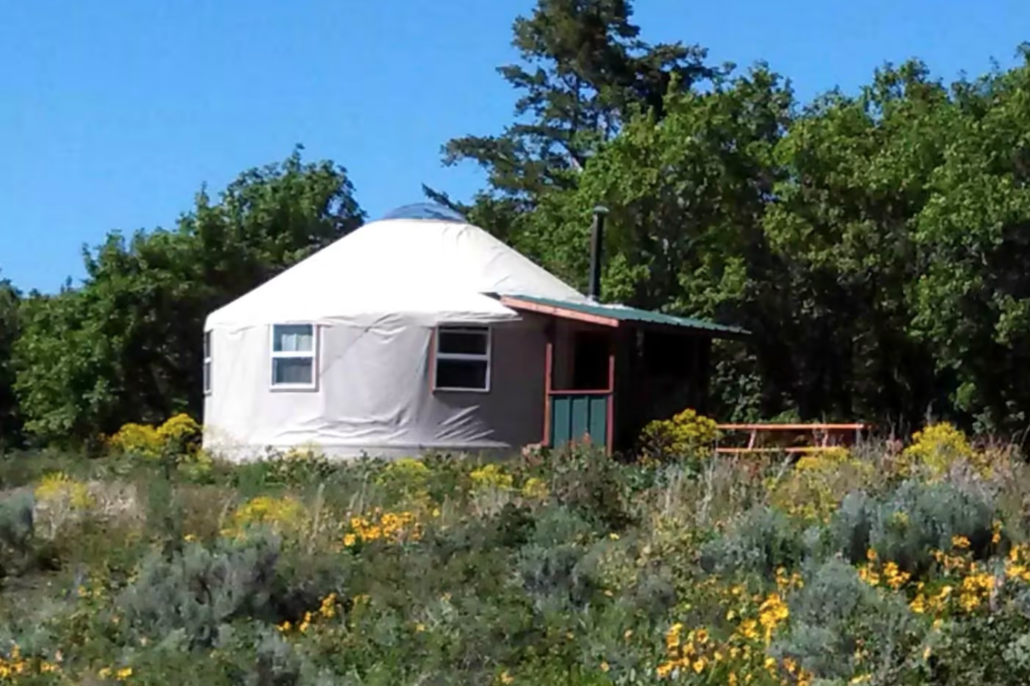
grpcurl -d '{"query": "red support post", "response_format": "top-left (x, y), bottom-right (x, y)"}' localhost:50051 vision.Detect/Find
top-left (605, 342), bottom-right (615, 455)
top-left (543, 336), bottom-right (554, 447)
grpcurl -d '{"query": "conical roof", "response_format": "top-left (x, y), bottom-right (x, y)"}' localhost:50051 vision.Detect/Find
top-left (205, 210), bottom-right (586, 328)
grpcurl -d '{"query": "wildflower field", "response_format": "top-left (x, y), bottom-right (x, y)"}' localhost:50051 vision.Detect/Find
top-left (2, 416), bottom-right (1030, 685)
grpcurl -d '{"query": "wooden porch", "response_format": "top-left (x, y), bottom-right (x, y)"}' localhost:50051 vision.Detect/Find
top-left (501, 298), bottom-right (736, 454)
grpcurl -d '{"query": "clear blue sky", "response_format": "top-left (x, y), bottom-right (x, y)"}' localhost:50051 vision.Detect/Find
top-left (1, 0), bottom-right (1027, 293)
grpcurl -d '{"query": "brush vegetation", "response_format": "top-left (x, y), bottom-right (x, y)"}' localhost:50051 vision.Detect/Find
top-left (1, 416), bottom-right (1029, 685)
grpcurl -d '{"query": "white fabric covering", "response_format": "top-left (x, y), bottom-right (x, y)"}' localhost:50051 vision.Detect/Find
top-left (203, 216), bottom-right (584, 459)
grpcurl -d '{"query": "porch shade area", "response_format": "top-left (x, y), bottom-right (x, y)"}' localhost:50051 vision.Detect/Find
top-left (503, 295), bottom-right (747, 455)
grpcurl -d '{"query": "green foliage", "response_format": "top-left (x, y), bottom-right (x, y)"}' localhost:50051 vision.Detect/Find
top-left (240, 445), bottom-right (338, 490)
top-left (829, 479), bottom-right (997, 573)
top-left (770, 447), bottom-right (875, 523)
top-left (542, 441), bottom-right (631, 529)
top-left (898, 422), bottom-right (976, 476)
top-left (772, 557), bottom-right (924, 682)
top-left (116, 534), bottom-right (282, 649)
top-left (0, 274), bottom-right (20, 450)
top-left (929, 611), bottom-right (1030, 685)
top-left (12, 149), bottom-right (364, 445)
top-left (427, 1), bottom-right (1030, 431)
top-left (638, 407), bottom-right (720, 465)
top-left (0, 490), bottom-right (34, 576)
top-left (1, 432), bottom-right (1030, 684)
top-left (699, 505), bottom-right (806, 577)
top-left (429, 0), bottom-right (716, 241)
top-left (374, 458), bottom-right (432, 505)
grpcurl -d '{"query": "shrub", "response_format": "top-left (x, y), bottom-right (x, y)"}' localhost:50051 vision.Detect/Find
top-left (898, 422), bottom-right (974, 477)
top-left (116, 534), bottom-right (282, 649)
top-left (638, 407), bottom-right (720, 465)
top-left (33, 472), bottom-right (96, 539)
top-left (107, 422), bottom-right (163, 459)
top-left (699, 505), bottom-right (806, 577)
top-left (225, 495), bottom-right (308, 541)
top-left (515, 508), bottom-right (602, 608)
top-left (0, 489), bottom-right (34, 576)
top-left (375, 458), bottom-right (431, 505)
top-left (263, 445), bottom-right (336, 487)
top-left (157, 413), bottom-right (203, 454)
top-left (469, 463), bottom-right (514, 492)
top-left (107, 414), bottom-right (206, 482)
top-left (770, 447), bottom-right (875, 524)
top-left (520, 476), bottom-right (550, 501)
top-left (829, 479), bottom-right (998, 574)
top-left (178, 448), bottom-right (216, 484)
top-left (772, 557), bottom-right (924, 682)
top-left (544, 441), bottom-right (631, 530)
top-left (927, 611), bottom-right (1030, 685)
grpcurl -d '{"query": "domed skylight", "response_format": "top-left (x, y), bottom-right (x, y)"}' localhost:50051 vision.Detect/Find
top-left (381, 202), bottom-right (467, 222)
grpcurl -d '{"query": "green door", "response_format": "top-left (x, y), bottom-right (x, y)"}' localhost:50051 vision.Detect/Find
top-left (550, 393), bottom-right (609, 450)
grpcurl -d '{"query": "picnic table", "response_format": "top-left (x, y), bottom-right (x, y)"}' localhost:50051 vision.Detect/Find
top-left (714, 423), bottom-right (870, 455)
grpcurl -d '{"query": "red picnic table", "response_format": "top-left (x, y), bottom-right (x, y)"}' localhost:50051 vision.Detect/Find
top-left (714, 423), bottom-right (870, 455)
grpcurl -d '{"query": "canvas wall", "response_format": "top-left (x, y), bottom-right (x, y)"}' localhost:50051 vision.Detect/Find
top-left (202, 316), bottom-right (548, 459)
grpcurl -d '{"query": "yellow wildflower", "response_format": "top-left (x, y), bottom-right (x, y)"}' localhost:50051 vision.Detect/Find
top-left (319, 593), bottom-right (338, 619)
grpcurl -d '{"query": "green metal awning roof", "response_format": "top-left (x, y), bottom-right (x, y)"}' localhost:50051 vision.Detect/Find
top-left (499, 294), bottom-right (749, 337)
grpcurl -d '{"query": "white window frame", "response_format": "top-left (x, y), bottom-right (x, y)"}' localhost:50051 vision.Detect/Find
top-left (269, 323), bottom-right (319, 391)
top-left (203, 331), bottom-right (212, 395)
top-left (433, 325), bottom-right (492, 393)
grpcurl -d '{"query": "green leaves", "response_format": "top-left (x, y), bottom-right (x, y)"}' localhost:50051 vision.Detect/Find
top-left (12, 149), bottom-right (365, 445)
top-left (0, 274), bottom-right (20, 449)
top-left (434, 0), bottom-right (716, 241)
top-left (442, 18), bottom-right (1030, 432)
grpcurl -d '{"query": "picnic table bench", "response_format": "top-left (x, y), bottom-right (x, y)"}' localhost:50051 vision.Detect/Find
top-left (714, 423), bottom-right (870, 455)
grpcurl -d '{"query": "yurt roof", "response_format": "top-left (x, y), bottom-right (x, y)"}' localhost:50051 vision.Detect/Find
top-left (205, 204), bottom-right (587, 329)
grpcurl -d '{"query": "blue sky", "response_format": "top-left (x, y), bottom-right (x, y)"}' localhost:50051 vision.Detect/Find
top-left (1, 0), bottom-right (1027, 293)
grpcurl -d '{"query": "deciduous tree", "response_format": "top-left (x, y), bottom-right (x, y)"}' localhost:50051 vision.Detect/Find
top-left (14, 149), bottom-right (364, 444)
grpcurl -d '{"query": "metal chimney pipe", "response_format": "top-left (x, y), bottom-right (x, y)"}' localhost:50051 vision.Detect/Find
top-left (589, 205), bottom-right (608, 301)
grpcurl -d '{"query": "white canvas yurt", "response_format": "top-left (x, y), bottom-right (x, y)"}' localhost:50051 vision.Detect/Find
top-left (202, 203), bottom-right (589, 460)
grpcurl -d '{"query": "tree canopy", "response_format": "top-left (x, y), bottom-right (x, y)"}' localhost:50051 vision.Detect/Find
top-left (0, 274), bottom-right (20, 449)
top-left (431, 2), bottom-right (1030, 434)
top-left (426, 0), bottom-right (716, 243)
top-left (3, 1), bottom-right (1030, 446)
top-left (11, 150), bottom-right (364, 446)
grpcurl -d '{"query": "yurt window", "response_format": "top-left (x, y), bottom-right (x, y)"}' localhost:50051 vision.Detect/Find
top-left (434, 326), bottom-right (491, 392)
top-left (203, 331), bottom-right (212, 394)
top-left (271, 324), bottom-right (317, 389)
